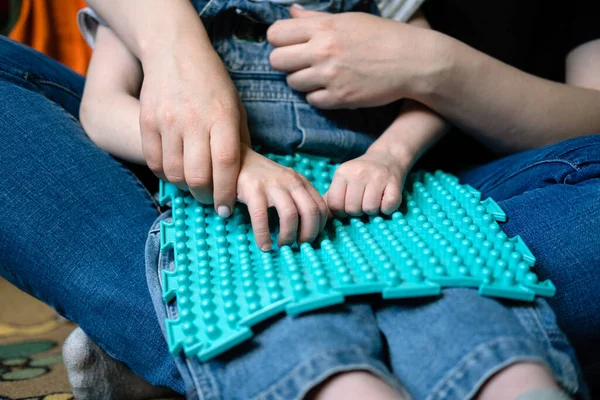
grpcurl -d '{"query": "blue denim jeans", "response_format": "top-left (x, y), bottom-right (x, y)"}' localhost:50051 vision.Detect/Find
top-left (145, 138), bottom-right (599, 399)
top-left (0, 36), bottom-right (182, 392)
top-left (1, 15), bottom-right (599, 400)
top-left (147, 213), bottom-right (586, 399)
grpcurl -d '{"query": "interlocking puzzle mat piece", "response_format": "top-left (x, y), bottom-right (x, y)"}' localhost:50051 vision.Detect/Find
top-left (158, 153), bottom-right (555, 362)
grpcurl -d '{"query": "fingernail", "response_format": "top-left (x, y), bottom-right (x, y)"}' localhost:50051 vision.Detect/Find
top-left (261, 243), bottom-right (272, 252)
top-left (292, 3), bottom-right (305, 9)
top-left (217, 205), bottom-right (231, 218)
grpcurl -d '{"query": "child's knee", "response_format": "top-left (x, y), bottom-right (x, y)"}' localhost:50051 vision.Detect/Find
top-left (308, 371), bottom-right (408, 400)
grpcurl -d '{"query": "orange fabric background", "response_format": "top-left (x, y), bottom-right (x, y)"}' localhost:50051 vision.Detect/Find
top-left (9, 0), bottom-right (91, 75)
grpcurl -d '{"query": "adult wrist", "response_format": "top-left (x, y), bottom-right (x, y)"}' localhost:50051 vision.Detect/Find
top-left (408, 31), bottom-right (465, 105)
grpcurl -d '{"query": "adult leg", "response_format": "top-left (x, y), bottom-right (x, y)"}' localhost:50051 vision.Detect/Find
top-left (456, 134), bottom-right (600, 381)
top-left (0, 36), bottom-right (184, 392)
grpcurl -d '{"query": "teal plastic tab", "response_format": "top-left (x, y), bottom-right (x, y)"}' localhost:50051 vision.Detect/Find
top-left (161, 269), bottom-right (179, 302)
top-left (383, 282), bottom-right (441, 298)
top-left (158, 152), bottom-right (554, 362)
top-left (159, 220), bottom-right (175, 252)
top-left (479, 283), bottom-right (535, 301)
top-left (159, 179), bottom-right (178, 206)
top-left (482, 198), bottom-right (507, 222)
top-left (513, 235), bottom-right (536, 265)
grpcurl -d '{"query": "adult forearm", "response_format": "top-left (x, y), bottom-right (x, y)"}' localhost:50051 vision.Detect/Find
top-left (85, 0), bottom-right (212, 63)
top-left (416, 36), bottom-right (600, 153)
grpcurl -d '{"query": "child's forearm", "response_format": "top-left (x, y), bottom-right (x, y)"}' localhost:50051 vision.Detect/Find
top-left (367, 100), bottom-right (449, 170)
top-left (80, 94), bottom-right (145, 164)
top-left (367, 10), bottom-right (447, 169)
top-left (80, 25), bottom-right (145, 164)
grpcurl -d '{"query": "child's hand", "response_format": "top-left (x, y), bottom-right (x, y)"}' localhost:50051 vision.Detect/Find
top-left (237, 147), bottom-right (328, 251)
top-left (325, 150), bottom-right (407, 217)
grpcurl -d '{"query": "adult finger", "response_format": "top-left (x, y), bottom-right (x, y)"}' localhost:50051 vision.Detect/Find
top-left (344, 182), bottom-right (365, 216)
top-left (268, 189), bottom-right (299, 247)
top-left (210, 119), bottom-right (241, 218)
top-left (381, 183), bottom-right (403, 215)
top-left (306, 89), bottom-right (343, 109)
top-left (270, 44), bottom-right (313, 72)
top-left (162, 133), bottom-right (186, 189)
top-left (286, 68), bottom-right (325, 93)
top-left (291, 186), bottom-right (321, 243)
top-left (184, 133), bottom-right (213, 204)
top-left (362, 182), bottom-right (385, 215)
top-left (246, 191), bottom-right (272, 251)
top-left (141, 128), bottom-right (166, 181)
top-left (289, 4), bottom-right (330, 18)
top-left (267, 17), bottom-right (316, 47)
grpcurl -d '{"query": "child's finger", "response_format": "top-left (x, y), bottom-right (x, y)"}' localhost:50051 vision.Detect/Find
top-left (246, 191), bottom-right (272, 251)
top-left (304, 181), bottom-right (328, 232)
top-left (268, 189), bottom-right (299, 247)
top-left (290, 186), bottom-right (321, 243)
top-left (344, 182), bottom-right (366, 216)
top-left (381, 183), bottom-right (403, 215)
top-left (324, 176), bottom-right (347, 217)
top-left (362, 182), bottom-right (386, 215)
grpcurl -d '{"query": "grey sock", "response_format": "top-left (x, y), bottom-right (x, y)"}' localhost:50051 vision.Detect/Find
top-left (63, 327), bottom-right (182, 400)
top-left (516, 388), bottom-right (573, 400)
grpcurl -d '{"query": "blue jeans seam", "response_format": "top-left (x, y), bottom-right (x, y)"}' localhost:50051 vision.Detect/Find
top-left (31, 78), bottom-right (83, 102)
top-left (293, 102), bottom-right (308, 150)
top-left (511, 305), bottom-right (553, 347)
top-left (185, 359), bottom-right (206, 400)
top-left (527, 306), bottom-right (554, 344)
top-left (0, 60), bottom-right (29, 80)
top-left (482, 159), bottom-right (580, 193)
top-left (115, 163), bottom-right (161, 210)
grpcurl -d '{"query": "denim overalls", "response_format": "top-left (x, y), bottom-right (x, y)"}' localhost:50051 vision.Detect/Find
top-left (188, 0), bottom-right (401, 161)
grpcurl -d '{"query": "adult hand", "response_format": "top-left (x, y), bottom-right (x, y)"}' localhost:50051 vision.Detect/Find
top-left (139, 40), bottom-right (249, 218)
top-left (267, 6), bottom-right (440, 109)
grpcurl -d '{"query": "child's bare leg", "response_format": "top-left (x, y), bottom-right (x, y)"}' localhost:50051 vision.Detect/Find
top-left (375, 289), bottom-right (580, 400)
top-left (478, 362), bottom-right (568, 400)
top-left (308, 371), bottom-right (408, 400)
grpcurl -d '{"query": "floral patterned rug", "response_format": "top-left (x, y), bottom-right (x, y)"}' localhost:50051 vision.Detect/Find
top-left (0, 278), bottom-right (74, 400)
